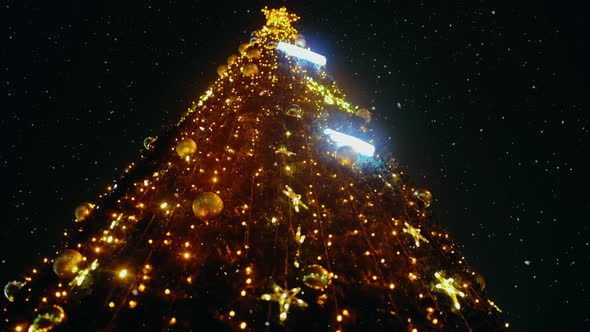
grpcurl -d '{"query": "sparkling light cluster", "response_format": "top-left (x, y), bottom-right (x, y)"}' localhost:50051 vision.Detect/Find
top-left (1, 7), bottom-right (507, 331)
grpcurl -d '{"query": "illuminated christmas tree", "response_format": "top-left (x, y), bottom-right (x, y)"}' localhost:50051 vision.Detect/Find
top-left (2, 8), bottom-right (507, 331)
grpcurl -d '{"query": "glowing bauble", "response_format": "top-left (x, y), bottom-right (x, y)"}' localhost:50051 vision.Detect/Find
top-left (285, 104), bottom-right (303, 118)
top-left (412, 188), bottom-right (433, 208)
top-left (294, 34), bottom-right (306, 48)
top-left (227, 55), bottom-right (238, 66)
top-left (53, 249), bottom-right (84, 279)
top-left (475, 274), bottom-right (486, 291)
top-left (192, 192), bottom-right (224, 220)
top-left (242, 63), bottom-right (259, 77)
top-left (246, 47), bottom-right (262, 60)
top-left (30, 305), bottom-right (65, 332)
top-left (302, 265), bottom-right (331, 290)
top-left (74, 203), bottom-right (94, 222)
top-left (176, 138), bottom-right (197, 158)
top-left (217, 64), bottom-right (227, 76)
top-left (265, 40), bottom-right (278, 49)
top-left (143, 136), bottom-right (157, 150)
top-left (335, 145), bottom-right (358, 167)
top-left (356, 108), bottom-right (372, 123)
top-left (238, 43), bottom-right (249, 54)
top-left (4, 281), bottom-right (25, 302)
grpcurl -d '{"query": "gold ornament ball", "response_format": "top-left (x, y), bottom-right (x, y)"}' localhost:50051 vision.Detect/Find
top-left (53, 249), bottom-right (84, 279)
top-left (355, 108), bottom-right (372, 123)
top-left (242, 63), bottom-right (259, 77)
top-left (31, 305), bottom-right (66, 331)
top-left (192, 192), bottom-right (224, 220)
top-left (176, 138), bottom-right (197, 158)
top-left (217, 64), bottom-right (227, 76)
top-left (74, 202), bottom-right (94, 222)
top-left (265, 40), bottom-right (278, 49)
top-left (294, 34), bottom-right (306, 48)
top-left (285, 104), bottom-right (303, 118)
top-left (4, 281), bottom-right (25, 302)
top-left (227, 55), bottom-right (238, 66)
top-left (143, 136), bottom-right (157, 150)
top-left (238, 43), bottom-right (249, 54)
top-left (335, 145), bottom-right (358, 167)
top-left (412, 188), bottom-right (433, 208)
top-left (246, 47), bottom-right (262, 60)
top-left (474, 274), bottom-right (486, 291)
top-left (302, 265), bottom-right (331, 290)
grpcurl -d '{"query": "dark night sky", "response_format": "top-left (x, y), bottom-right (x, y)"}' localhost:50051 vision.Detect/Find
top-left (1, 1), bottom-right (588, 330)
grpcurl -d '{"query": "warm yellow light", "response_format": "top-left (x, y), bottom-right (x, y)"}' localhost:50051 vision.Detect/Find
top-left (160, 202), bottom-right (168, 209)
top-left (241, 290), bottom-right (246, 296)
top-left (169, 317), bottom-right (177, 325)
top-left (129, 300), bottom-right (137, 309)
top-left (164, 289), bottom-right (171, 295)
top-left (240, 322), bottom-right (247, 329)
top-left (108, 302), bottom-right (115, 308)
top-left (229, 310), bottom-right (236, 317)
top-left (138, 284), bottom-right (146, 292)
top-left (118, 269), bottom-right (128, 278)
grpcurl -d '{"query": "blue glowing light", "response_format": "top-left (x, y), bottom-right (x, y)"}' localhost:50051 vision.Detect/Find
top-left (323, 128), bottom-right (375, 157)
top-left (277, 42), bottom-right (327, 66)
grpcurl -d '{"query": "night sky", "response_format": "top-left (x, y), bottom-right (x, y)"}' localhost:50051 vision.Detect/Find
top-left (1, 1), bottom-right (588, 330)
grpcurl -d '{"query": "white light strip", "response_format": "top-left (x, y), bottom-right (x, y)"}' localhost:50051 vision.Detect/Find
top-left (277, 42), bottom-right (327, 66)
top-left (323, 128), bottom-right (375, 157)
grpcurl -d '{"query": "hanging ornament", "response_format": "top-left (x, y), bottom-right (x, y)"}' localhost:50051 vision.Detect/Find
top-left (412, 188), bottom-right (433, 208)
top-left (294, 34), bottom-right (306, 48)
top-left (282, 185), bottom-right (308, 212)
top-left (246, 47), bottom-right (262, 60)
top-left (434, 271), bottom-right (466, 310)
top-left (74, 202), bottom-right (94, 222)
top-left (176, 138), bottom-right (197, 158)
top-left (3, 281), bottom-right (25, 302)
top-left (53, 249), bottom-right (84, 279)
top-left (192, 192), bottom-right (224, 220)
top-left (301, 264), bottom-right (331, 290)
top-left (238, 43), bottom-right (249, 54)
top-left (403, 222), bottom-right (429, 248)
top-left (217, 64), bottom-right (227, 76)
top-left (28, 305), bottom-right (66, 332)
top-left (265, 40), bottom-right (278, 49)
top-left (227, 55), bottom-right (238, 66)
top-left (285, 104), bottom-right (303, 118)
top-left (355, 108), bottom-right (372, 123)
top-left (474, 273), bottom-right (486, 292)
top-left (335, 145), bottom-right (358, 167)
top-left (261, 284), bottom-right (308, 323)
top-left (143, 136), bottom-right (157, 150)
top-left (242, 63), bottom-right (259, 77)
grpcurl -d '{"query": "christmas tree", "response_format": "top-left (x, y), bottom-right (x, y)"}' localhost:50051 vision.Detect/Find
top-left (2, 8), bottom-right (507, 331)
